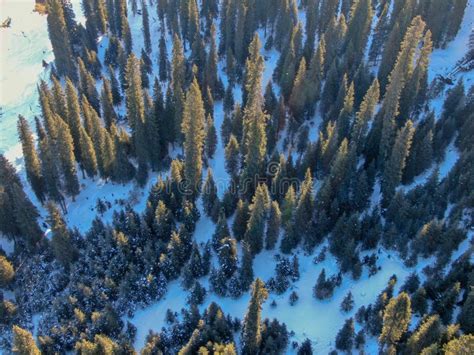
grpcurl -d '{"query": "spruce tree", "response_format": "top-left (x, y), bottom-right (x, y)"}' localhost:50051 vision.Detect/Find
top-left (101, 77), bottom-right (118, 129)
top-left (202, 169), bottom-right (219, 218)
top-left (159, 35), bottom-right (168, 82)
top-left (171, 34), bottom-right (186, 143)
top-left (141, 0), bottom-right (151, 53)
top-left (65, 78), bottom-right (83, 163)
top-left (241, 278), bottom-right (268, 355)
top-left (225, 134), bottom-right (240, 180)
top-left (205, 114), bottom-right (218, 160)
top-left (47, 202), bottom-right (78, 268)
top-left (181, 79), bottom-right (206, 199)
top-left (56, 117), bottom-right (80, 198)
top-left (244, 184), bottom-right (270, 255)
top-left (17, 116), bottom-right (45, 203)
top-left (296, 169), bottom-right (314, 249)
top-left (266, 200), bottom-right (281, 250)
top-left (233, 199), bottom-right (249, 241)
top-left (381, 120), bottom-right (415, 207)
top-left (12, 325), bottom-right (40, 355)
top-left (335, 318), bottom-right (355, 351)
top-left (379, 292), bottom-right (411, 351)
top-left (78, 125), bottom-right (98, 178)
top-left (46, 0), bottom-right (76, 80)
top-left (0, 254), bottom-right (14, 288)
top-left (289, 57), bottom-right (308, 121)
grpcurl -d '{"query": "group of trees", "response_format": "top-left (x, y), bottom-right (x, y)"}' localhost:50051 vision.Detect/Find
top-left (1, 0), bottom-right (473, 353)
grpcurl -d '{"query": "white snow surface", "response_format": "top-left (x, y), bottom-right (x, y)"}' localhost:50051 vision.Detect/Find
top-left (1, 0), bottom-right (473, 353)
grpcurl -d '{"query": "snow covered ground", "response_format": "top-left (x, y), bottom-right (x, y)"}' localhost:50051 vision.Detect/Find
top-left (1, 0), bottom-right (473, 353)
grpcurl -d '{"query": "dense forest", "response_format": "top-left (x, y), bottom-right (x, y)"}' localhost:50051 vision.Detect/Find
top-left (0, 0), bottom-right (473, 353)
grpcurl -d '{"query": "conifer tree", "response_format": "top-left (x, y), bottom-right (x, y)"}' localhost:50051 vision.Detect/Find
top-left (56, 117), bottom-right (80, 198)
top-left (0, 254), bottom-right (14, 288)
top-left (406, 314), bottom-right (443, 354)
top-left (233, 199), bottom-right (250, 241)
top-left (381, 120), bottom-right (415, 207)
top-left (225, 134), bottom-right (240, 180)
top-left (241, 35), bottom-right (267, 198)
top-left (101, 77), bottom-right (118, 129)
top-left (78, 58), bottom-right (101, 114)
top-left (244, 184), bottom-right (270, 255)
top-left (78, 125), bottom-right (98, 178)
top-left (202, 169), bottom-right (219, 218)
top-left (289, 57), bottom-right (308, 121)
top-left (17, 116), bottom-right (45, 203)
top-left (335, 318), bottom-right (355, 351)
top-left (182, 79), bottom-right (206, 199)
top-left (126, 54), bottom-right (149, 177)
top-left (12, 325), bottom-right (40, 355)
top-left (459, 287), bottom-right (474, 334)
top-left (39, 136), bottom-right (65, 208)
top-left (141, 0), bottom-right (151, 53)
top-left (205, 114), bottom-right (218, 160)
top-left (351, 79), bottom-right (380, 152)
top-left (121, 9), bottom-right (133, 54)
top-left (241, 278), bottom-right (268, 355)
top-left (109, 65), bottom-right (122, 105)
top-left (171, 34), bottom-right (186, 142)
top-left (305, 35), bottom-right (325, 113)
top-left (46, 0), bottom-right (76, 80)
top-left (296, 169), bottom-right (314, 248)
top-left (51, 76), bottom-right (68, 120)
top-left (336, 82), bottom-right (354, 142)
top-left (47, 203), bottom-right (78, 268)
top-left (379, 292), bottom-right (411, 352)
top-left (65, 79), bottom-right (83, 162)
top-left (205, 23), bottom-right (222, 99)
top-left (266, 200), bottom-right (281, 250)
top-left (159, 35), bottom-right (168, 82)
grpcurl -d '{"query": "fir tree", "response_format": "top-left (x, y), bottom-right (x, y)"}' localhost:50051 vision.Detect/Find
top-left (244, 184), bottom-right (270, 255)
top-left (202, 169), bottom-right (219, 218)
top-left (233, 199), bottom-right (250, 241)
top-left (182, 79), bottom-right (206, 199)
top-left (78, 125), bottom-right (98, 178)
top-left (241, 278), bottom-right (268, 355)
top-left (266, 200), bottom-right (281, 250)
top-left (225, 134), bottom-right (240, 180)
top-left (289, 57), bottom-right (308, 121)
top-left (158, 35), bottom-right (168, 82)
top-left (47, 202), bottom-right (78, 268)
top-left (12, 325), bottom-right (40, 355)
top-left (141, 0), bottom-right (151, 53)
top-left (65, 78), bottom-right (84, 162)
top-left (205, 115), bottom-right (218, 160)
top-left (17, 116), bottom-right (45, 203)
top-left (101, 78), bottom-right (118, 129)
top-left (379, 292), bottom-right (411, 351)
top-left (335, 318), bottom-right (355, 352)
top-left (295, 169), bottom-right (314, 249)
top-left (56, 117), bottom-right (80, 198)
top-left (171, 34), bottom-right (186, 143)
top-left (46, 0), bottom-right (76, 80)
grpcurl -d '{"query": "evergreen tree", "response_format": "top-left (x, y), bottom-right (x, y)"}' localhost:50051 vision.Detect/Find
top-left (295, 169), bottom-right (314, 249)
top-left (158, 35), bottom-right (168, 82)
top-left (141, 0), bottom-right (151, 53)
top-left (241, 278), bottom-right (268, 355)
top-left (0, 254), bottom-right (14, 288)
top-left (17, 116), bottom-right (45, 203)
top-left (240, 242), bottom-right (254, 291)
top-left (65, 78), bottom-right (84, 162)
top-left (381, 120), bottom-right (415, 207)
top-left (46, 0), bottom-right (76, 80)
top-left (233, 199), bottom-right (250, 241)
top-left (202, 169), bottom-right (219, 218)
top-left (47, 202), bottom-right (78, 268)
top-left (56, 117), bottom-right (80, 198)
top-left (379, 292), bottom-right (411, 351)
top-left (406, 314), bottom-right (443, 354)
top-left (205, 115), bottom-right (218, 160)
top-left (225, 134), bottom-right (240, 180)
top-left (244, 184), bottom-right (270, 255)
top-left (289, 57), bottom-right (308, 121)
top-left (212, 208), bottom-right (230, 251)
top-left (101, 78), bottom-right (118, 129)
top-left (12, 325), bottom-right (40, 355)
top-left (266, 200), bottom-right (281, 250)
top-left (171, 34), bottom-right (186, 143)
top-left (78, 125), bottom-right (98, 178)
top-left (335, 318), bottom-right (355, 352)
top-left (182, 79), bottom-right (206, 199)
top-left (459, 287), bottom-right (474, 334)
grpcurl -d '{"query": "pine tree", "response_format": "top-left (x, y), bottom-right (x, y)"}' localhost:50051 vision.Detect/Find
top-left (305, 35), bottom-right (325, 113)
top-left (12, 325), bottom-right (40, 355)
top-left (158, 35), bottom-right (168, 82)
top-left (406, 314), bottom-right (443, 354)
top-left (56, 117), bottom-right (80, 198)
top-left (266, 200), bottom-right (281, 250)
top-left (381, 120), bottom-right (415, 207)
top-left (205, 23), bottom-right (222, 99)
top-left (296, 169), bottom-right (314, 249)
top-left (38, 136), bottom-right (65, 208)
top-left (141, 0), bottom-right (151, 53)
top-left (233, 199), bottom-right (249, 241)
top-left (46, 0), bottom-right (76, 80)
top-left (289, 57), bottom-right (308, 121)
top-left (212, 208), bottom-right (230, 250)
top-left (244, 184), bottom-right (270, 255)
top-left (78, 58), bottom-right (100, 114)
top-left (241, 278), bottom-right (268, 355)
top-left (171, 34), bottom-right (186, 143)
top-left (379, 292), bottom-right (411, 351)
top-left (182, 79), bottom-right (206, 199)
top-left (101, 78), bottom-right (118, 129)
top-left (78, 125), bottom-right (98, 178)
top-left (225, 134), bottom-right (240, 179)
top-left (121, 9), bottom-right (133, 54)
top-left (205, 115), bottom-right (218, 160)
top-left (109, 65), bottom-right (122, 105)
top-left (459, 287), bottom-right (474, 334)
top-left (202, 169), bottom-right (219, 218)
top-left (126, 54), bottom-right (148, 177)
top-left (47, 203), bottom-right (77, 268)
top-left (51, 76), bottom-right (68, 120)
top-left (65, 78), bottom-right (83, 163)
top-left (335, 318), bottom-right (355, 351)
top-left (17, 116), bottom-right (45, 203)
top-left (336, 82), bottom-right (355, 143)
top-left (0, 254), bottom-right (14, 288)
